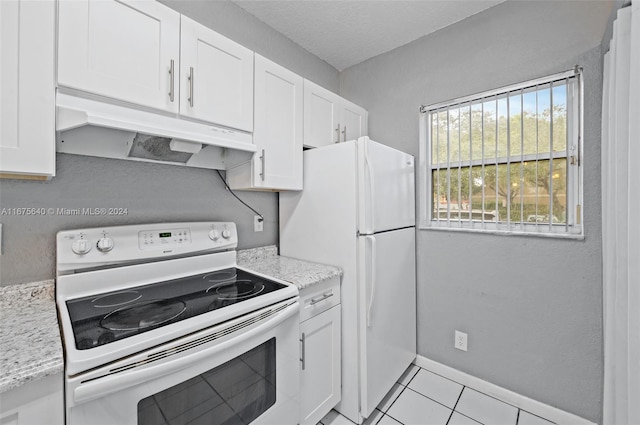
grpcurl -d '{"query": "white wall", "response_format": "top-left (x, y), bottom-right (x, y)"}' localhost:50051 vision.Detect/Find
top-left (339, 1), bottom-right (611, 422)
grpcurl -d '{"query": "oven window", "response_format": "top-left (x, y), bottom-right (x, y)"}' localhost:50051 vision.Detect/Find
top-left (138, 338), bottom-right (276, 425)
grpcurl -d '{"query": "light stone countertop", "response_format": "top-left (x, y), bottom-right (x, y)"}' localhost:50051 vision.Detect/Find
top-left (0, 246), bottom-right (340, 394)
top-left (237, 245), bottom-right (342, 290)
top-left (0, 280), bottom-right (63, 393)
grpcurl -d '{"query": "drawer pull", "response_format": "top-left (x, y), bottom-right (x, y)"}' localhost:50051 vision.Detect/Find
top-left (310, 292), bottom-right (334, 305)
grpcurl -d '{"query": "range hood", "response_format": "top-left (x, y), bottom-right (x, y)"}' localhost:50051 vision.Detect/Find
top-left (55, 92), bottom-right (256, 170)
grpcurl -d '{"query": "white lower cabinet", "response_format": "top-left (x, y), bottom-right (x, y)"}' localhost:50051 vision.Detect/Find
top-left (0, 373), bottom-right (63, 425)
top-left (299, 279), bottom-right (341, 425)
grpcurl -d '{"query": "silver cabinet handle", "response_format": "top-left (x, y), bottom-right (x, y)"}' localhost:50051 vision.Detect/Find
top-left (260, 149), bottom-right (265, 181)
top-left (335, 123), bottom-right (340, 143)
top-left (342, 125), bottom-right (347, 142)
top-left (168, 60), bottom-right (175, 102)
top-left (310, 292), bottom-right (334, 305)
top-left (188, 66), bottom-right (194, 107)
top-left (300, 333), bottom-right (306, 370)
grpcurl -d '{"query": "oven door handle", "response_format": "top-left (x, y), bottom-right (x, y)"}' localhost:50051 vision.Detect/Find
top-left (73, 300), bottom-right (299, 405)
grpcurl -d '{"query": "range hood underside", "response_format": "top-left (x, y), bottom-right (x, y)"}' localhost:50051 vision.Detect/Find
top-left (55, 92), bottom-right (256, 170)
top-left (56, 126), bottom-right (254, 170)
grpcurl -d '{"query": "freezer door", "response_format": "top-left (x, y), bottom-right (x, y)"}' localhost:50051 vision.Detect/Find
top-left (358, 227), bottom-right (416, 419)
top-left (357, 137), bottom-right (415, 234)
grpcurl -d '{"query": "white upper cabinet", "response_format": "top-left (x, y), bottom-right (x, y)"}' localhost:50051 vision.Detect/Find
top-left (341, 99), bottom-right (368, 143)
top-left (226, 54), bottom-right (303, 191)
top-left (303, 80), bottom-right (341, 148)
top-left (303, 80), bottom-right (368, 148)
top-left (57, 0), bottom-right (180, 113)
top-left (179, 16), bottom-right (254, 132)
top-left (0, 0), bottom-right (56, 179)
top-left (57, 2), bottom-right (254, 132)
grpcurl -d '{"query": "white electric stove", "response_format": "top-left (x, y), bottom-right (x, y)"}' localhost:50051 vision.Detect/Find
top-left (56, 222), bottom-right (300, 425)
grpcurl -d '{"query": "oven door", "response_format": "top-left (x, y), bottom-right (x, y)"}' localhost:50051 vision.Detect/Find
top-left (66, 298), bottom-right (299, 425)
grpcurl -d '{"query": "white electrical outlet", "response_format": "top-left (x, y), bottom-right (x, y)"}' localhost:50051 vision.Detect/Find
top-left (254, 215), bottom-right (263, 232)
top-left (455, 330), bottom-right (468, 351)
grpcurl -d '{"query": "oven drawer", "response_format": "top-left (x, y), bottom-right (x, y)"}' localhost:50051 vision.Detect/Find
top-left (299, 277), bottom-right (340, 322)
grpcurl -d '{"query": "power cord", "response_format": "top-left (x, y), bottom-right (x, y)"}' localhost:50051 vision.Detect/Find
top-left (215, 170), bottom-right (264, 222)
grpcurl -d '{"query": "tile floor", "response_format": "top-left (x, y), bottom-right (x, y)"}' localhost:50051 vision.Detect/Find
top-left (318, 363), bottom-right (555, 425)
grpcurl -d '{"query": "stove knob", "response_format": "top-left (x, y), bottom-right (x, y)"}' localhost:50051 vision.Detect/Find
top-left (97, 237), bottom-right (114, 253)
top-left (72, 239), bottom-right (92, 255)
top-left (209, 229), bottom-right (220, 241)
top-left (222, 229), bottom-right (231, 239)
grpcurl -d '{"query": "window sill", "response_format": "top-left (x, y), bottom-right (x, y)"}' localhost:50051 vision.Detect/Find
top-left (418, 223), bottom-right (585, 240)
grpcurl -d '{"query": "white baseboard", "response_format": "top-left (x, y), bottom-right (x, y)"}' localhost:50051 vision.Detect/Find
top-left (414, 355), bottom-right (597, 425)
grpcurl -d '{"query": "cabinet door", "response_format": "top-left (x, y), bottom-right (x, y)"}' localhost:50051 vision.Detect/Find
top-left (300, 305), bottom-right (341, 425)
top-left (252, 54), bottom-right (303, 190)
top-left (58, 0), bottom-right (180, 113)
top-left (0, 0), bottom-right (55, 178)
top-left (180, 16), bottom-right (253, 132)
top-left (0, 373), bottom-right (63, 425)
top-left (341, 99), bottom-right (368, 143)
top-left (303, 80), bottom-right (341, 148)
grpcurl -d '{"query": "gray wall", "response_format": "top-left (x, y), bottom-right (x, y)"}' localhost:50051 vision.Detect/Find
top-left (0, 1), bottom-right (339, 286)
top-left (339, 1), bottom-right (611, 422)
top-left (0, 154), bottom-right (277, 285)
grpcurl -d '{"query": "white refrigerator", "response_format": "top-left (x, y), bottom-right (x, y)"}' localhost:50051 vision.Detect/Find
top-left (279, 136), bottom-right (416, 424)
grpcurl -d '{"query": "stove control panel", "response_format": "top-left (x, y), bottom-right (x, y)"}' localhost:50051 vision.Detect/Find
top-left (56, 222), bottom-right (238, 274)
top-left (139, 228), bottom-right (191, 250)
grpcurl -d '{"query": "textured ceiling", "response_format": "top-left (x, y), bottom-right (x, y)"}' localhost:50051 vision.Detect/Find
top-left (233, 0), bottom-right (507, 71)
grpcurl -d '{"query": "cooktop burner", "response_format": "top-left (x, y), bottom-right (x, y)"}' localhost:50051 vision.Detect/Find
top-left (92, 290), bottom-right (142, 308)
top-left (66, 268), bottom-right (288, 350)
top-left (203, 269), bottom-right (237, 283)
top-left (208, 280), bottom-right (265, 299)
top-left (101, 299), bottom-right (187, 331)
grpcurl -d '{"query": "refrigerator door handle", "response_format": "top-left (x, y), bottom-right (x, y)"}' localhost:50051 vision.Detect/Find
top-left (364, 142), bottom-right (375, 233)
top-left (366, 235), bottom-right (376, 327)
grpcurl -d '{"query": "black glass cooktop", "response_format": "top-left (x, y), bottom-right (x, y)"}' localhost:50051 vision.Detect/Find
top-left (66, 268), bottom-right (288, 350)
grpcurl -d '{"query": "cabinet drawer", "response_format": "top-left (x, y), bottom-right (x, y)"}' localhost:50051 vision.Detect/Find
top-left (299, 277), bottom-right (340, 322)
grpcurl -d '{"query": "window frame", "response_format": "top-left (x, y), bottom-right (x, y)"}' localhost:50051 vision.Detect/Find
top-left (418, 68), bottom-right (584, 238)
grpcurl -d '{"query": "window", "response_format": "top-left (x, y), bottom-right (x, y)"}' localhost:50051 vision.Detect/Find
top-left (419, 69), bottom-right (583, 237)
